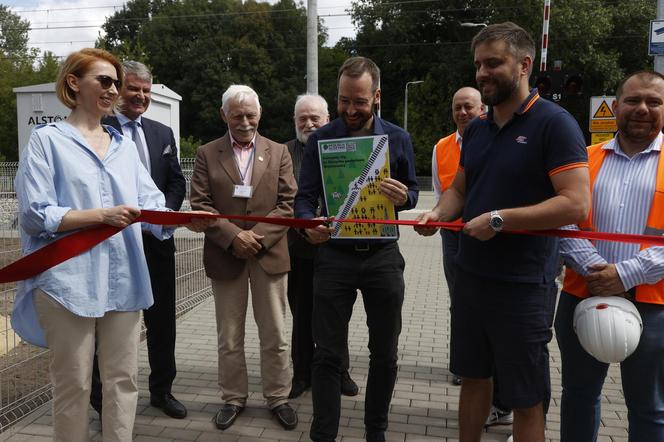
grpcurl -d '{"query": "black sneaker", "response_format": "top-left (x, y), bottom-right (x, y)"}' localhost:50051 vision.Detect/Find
top-left (366, 431), bottom-right (386, 441)
top-left (340, 370), bottom-right (359, 396)
top-left (288, 379), bottom-right (311, 399)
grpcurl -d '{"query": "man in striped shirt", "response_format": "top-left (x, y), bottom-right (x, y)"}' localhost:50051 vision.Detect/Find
top-left (557, 71), bottom-right (664, 441)
top-left (285, 94), bottom-right (358, 399)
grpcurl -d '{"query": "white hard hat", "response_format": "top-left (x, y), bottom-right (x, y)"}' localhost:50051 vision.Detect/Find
top-left (572, 296), bottom-right (643, 364)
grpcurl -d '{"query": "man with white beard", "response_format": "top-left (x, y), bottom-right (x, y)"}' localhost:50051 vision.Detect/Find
top-left (284, 94), bottom-right (358, 399)
top-left (190, 85), bottom-right (298, 432)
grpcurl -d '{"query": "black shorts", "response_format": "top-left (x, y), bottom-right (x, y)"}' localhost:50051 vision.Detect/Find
top-left (450, 265), bottom-right (557, 409)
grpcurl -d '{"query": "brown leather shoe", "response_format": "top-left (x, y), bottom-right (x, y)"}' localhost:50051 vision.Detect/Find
top-left (272, 403), bottom-right (298, 430)
top-left (214, 403), bottom-right (244, 430)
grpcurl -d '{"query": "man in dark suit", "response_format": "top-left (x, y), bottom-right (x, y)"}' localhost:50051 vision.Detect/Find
top-left (91, 60), bottom-right (187, 419)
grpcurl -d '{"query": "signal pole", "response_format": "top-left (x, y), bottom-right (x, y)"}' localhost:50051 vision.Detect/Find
top-left (657, 0), bottom-right (664, 74)
top-left (307, 0), bottom-right (318, 93)
top-left (540, 0), bottom-right (551, 72)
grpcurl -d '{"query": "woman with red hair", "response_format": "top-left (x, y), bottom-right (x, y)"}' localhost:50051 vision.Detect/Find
top-left (12, 48), bottom-right (204, 441)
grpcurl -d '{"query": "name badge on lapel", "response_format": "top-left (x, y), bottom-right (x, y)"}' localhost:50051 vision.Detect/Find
top-left (233, 185), bottom-right (253, 199)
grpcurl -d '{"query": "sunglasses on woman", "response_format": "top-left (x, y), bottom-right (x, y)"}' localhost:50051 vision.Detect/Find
top-left (87, 75), bottom-right (122, 90)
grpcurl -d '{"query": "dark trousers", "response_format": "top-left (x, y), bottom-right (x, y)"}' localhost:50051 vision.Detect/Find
top-left (309, 243), bottom-right (405, 442)
top-left (287, 255), bottom-right (349, 383)
top-left (555, 291), bottom-right (664, 442)
top-left (91, 236), bottom-right (177, 406)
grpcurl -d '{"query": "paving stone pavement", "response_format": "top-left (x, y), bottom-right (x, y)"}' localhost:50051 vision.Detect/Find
top-left (2, 192), bottom-right (629, 442)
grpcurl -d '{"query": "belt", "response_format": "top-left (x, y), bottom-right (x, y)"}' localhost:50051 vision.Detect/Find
top-left (326, 241), bottom-right (393, 253)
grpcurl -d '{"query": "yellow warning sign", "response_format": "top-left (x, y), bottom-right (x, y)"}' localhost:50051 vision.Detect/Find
top-left (589, 96), bottom-right (617, 133)
top-left (591, 133), bottom-right (614, 144)
top-left (593, 101), bottom-right (614, 118)
top-left (590, 120), bottom-right (617, 132)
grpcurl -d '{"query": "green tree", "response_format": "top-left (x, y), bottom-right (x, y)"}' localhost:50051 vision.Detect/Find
top-left (99, 0), bottom-right (335, 145)
top-left (344, 0), bottom-right (492, 174)
top-left (179, 135), bottom-right (201, 158)
top-left (317, 45), bottom-right (349, 119)
top-left (346, 0), bottom-right (655, 174)
top-left (0, 6), bottom-right (59, 161)
top-left (0, 4), bottom-right (35, 60)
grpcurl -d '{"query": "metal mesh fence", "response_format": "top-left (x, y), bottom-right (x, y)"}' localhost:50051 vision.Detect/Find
top-left (0, 160), bottom-right (211, 432)
top-left (0, 156), bottom-right (430, 432)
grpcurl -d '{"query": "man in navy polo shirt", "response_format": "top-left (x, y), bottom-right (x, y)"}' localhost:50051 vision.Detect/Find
top-left (416, 22), bottom-right (589, 442)
top-left (295, 56), bottom-right (419, 442)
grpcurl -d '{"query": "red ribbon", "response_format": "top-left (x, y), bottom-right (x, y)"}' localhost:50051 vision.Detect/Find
top-left (2, 210), bottom-right (663, 284)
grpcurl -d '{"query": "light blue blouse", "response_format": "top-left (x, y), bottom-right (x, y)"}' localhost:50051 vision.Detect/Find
top-left (13, 121), bottom-right (171, 347)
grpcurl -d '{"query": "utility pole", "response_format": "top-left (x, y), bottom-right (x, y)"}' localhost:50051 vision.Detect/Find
top-left (657, 0), bottom-right (664, 74)
top-left (404, 81), bottom-right (423, 132)
top-left (306, 0), bottom-right (318, 93)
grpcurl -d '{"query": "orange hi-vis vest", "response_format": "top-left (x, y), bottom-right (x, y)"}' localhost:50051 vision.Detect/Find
top-left (562, 140), bottom-right (664, 304)
top-left (435, 132), bottom-right (460, 192)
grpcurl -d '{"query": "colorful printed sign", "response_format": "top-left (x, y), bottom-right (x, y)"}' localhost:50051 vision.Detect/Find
top-left (318, 135), bottom-right (397, 239)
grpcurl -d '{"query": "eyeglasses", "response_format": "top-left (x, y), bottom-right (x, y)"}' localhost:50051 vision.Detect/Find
top-left (88, 75), bottom-right (122, 90)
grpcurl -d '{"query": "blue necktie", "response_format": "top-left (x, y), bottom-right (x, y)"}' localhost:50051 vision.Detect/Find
top-left (130, 120), bottom-right (149, 171)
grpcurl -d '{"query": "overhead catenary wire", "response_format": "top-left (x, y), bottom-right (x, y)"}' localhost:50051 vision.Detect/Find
top-left (9, 0), bottom-right (632, 15)
top-left (0, 33), bottom-right (648, 62)
top-left (9, 0), bottom-right (641, 34)
top-left (7, 4), bottom-right (537, 33)
top-left (11, 0), bottom-right (352, 14)
top-left (3, 0), bottom-right (649, 60)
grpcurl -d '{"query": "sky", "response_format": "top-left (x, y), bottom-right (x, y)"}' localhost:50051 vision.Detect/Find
top-left (4, 0), bottom-right (356, 59)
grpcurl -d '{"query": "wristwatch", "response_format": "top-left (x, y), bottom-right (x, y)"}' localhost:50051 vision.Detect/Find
top-left (489, 210), bottom-right (504, 232)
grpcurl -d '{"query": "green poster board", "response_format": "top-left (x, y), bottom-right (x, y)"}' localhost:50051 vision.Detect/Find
top-left (318, 135), bottom-right (397, 239)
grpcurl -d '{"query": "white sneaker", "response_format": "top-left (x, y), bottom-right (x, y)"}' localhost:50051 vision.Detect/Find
top-left (506, 436), bottom-right (513, 442)
top-left (485, 405), bottom-right (513, 426)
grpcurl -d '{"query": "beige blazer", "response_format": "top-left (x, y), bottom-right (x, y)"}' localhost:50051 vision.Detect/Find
top-left (190, 132), bottom-right (297, 280)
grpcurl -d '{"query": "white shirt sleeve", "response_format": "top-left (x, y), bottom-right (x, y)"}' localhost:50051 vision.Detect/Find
top-left (432, 144), bottom-right (441, 198)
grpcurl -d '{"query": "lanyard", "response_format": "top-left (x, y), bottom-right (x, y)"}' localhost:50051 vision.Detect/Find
top-left (234, 145), bottom-right (255, 185)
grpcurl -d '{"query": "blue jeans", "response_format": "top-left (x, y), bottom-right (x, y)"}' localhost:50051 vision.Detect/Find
top-left (555, 291), bottom-right (664, 442)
